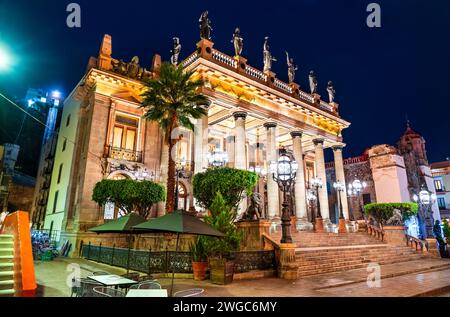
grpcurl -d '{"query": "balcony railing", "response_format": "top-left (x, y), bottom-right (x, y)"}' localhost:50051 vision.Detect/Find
top-left (106, 145), bottom-right (142, 163)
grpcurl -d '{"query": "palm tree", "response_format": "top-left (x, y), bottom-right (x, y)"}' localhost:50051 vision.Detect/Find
top-left (141, 63), bottom-right (209, 214)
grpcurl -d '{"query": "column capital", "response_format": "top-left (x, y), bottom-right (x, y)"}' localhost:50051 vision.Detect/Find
top-left (233, 111), bottom-right (247, 120)
top-left (199, 98), bottom-right (212, 109)
top-left (332, 144), bottom-right (345, 152)
top-left (312, 138), bottom-right (324, 146)
top-left (263, 122), bottom-right (277, 129)
top-left (290, 131), bottom-right (303, 139)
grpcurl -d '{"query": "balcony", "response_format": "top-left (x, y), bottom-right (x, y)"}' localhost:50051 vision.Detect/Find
top-left (106, 145), bottom-right (142, 163)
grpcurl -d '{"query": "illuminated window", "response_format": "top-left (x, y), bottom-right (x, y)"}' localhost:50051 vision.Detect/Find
top-left (57, 164), bottom-right (63, 184)
top-left (438, 197), bottom-right (446, 209)
top-left (434, 180), bottom-right (443, 191)
top-left (112, 114), bottom-right (139, 151)
top-left (52, 191), bottom-right (59, 214)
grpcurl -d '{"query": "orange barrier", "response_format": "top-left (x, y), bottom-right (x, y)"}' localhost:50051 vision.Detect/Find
top-left (1, 211), bottom-right (37, 296)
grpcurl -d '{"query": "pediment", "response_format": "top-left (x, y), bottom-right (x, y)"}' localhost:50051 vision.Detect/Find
top-left (111, 91), bottom-right (142, 103)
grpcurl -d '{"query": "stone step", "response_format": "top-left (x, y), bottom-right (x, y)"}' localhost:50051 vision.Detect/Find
top-left (296, 255), bottom-right (424, 269)
top-left (297, 257), bottom-right (428, 277)
top-left (0, 234), bottom-right (14, 240)
top-left (0, 248), bottom-right (14, 256)
top-left (0, 280), bottom-right (14, 291)
top-left (296, 249), bottom-right (418, 261)
top-left (0, 255), bottom-right (14, 261)
top-left (0, 263), bottom-right (14, 272)
top-left (0, 289), bottom-right (15, 297)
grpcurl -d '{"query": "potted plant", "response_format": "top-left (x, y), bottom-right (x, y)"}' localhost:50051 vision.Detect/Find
top-left (189, 236), bottom-right (208, 281)
top-left (203, 191), bottom-right (242, 285)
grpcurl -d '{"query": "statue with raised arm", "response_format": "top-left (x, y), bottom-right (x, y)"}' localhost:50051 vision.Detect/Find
top-left (285, 51), bottom-right (298, 83)
top-left (327, 80), bottom-right (336, 103)
top-left (263, 37), bottom-right (277, 73)
top-left (309, 70), bottom-right (318, 94)
top-left (231, 27), bottom-right (243, 56)
top-left (199, 11), bottom-right (212, 40)
top-left (170, 37), bottom-right (182, 65)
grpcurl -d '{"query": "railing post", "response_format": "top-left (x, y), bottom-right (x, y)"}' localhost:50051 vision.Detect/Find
top-left (98, 242), bottom-right (102, 262)
top-left (111, 244), bottom-right (115, 266)
top-left (87, 241), bottom-right (91, 260)
top-left (148, 247), bottom-right (152, 276)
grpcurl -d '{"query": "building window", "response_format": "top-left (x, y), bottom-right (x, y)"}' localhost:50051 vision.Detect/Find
top-left (52, 191), bottom-right (59, 214)
top-left (57, 164), bottom-right (63, 184)
top-left (434, 180), bottom-right (443, 191)
top-left (438, 197), bottom-right (446, 209)
top-left (66, 114), bottom-right (71, 127)
top-left (62, 138), bottom-right (67, 152)
top-left (362, 193), bottom-right (371, 205)
top-left (112, 114), bottom-right (139, 151)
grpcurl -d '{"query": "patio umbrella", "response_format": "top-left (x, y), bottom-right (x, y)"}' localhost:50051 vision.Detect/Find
top-left (132, 210), bottom-right (224, 296)
top-left (89, 212), bottom-right (147, 273)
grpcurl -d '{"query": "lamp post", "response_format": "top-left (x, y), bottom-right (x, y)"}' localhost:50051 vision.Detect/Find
top-left (269, 148), bottom-right (298, 244)
top-left (412, 186), bottom-right (437, 238)
top-left (310, 177), bottom-right (324, 232)
top-left (174, 158), bottom-right (191, 211)
top-left (207, 150), bottom-right (228, 167)
top-left (347, 179), bottom-right (367, 220)
top-left (333, 180), bottom-right (346, 233)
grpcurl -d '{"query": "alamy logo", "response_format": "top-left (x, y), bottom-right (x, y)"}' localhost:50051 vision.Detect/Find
top-left (66, 3), bottom-right (81, 28)
top-left (366, 3), bottom-right (381, 28)
top-left (366, 263), bottom-right (381, 288)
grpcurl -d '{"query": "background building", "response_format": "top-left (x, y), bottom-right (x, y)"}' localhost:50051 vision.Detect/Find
top-left (430, 160), bottom-right (450, 221)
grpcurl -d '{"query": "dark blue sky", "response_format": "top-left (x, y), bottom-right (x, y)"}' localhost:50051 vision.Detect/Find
top-left (0, 0), bottom-right (449, 162)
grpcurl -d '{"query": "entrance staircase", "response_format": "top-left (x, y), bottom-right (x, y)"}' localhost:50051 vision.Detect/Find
top-left (0, 234), bottom-right (15, 296)
top-left (270, 231), bottom-right (433, 278)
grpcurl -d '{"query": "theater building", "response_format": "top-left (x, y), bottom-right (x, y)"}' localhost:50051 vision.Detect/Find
top-left (36, 33), bottom-right (353, 251)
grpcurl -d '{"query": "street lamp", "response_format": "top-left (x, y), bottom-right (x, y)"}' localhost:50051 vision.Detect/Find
top-left (207, 150), bottom-right (228, 167)
top-left (310, 177), bottom-right (324, 232)
top-left (333, 180), bottom-right (346, 233)
top-left (174, 158), bottom-right (191, 211)
top-left (412, 186), bottom-right (436, 238)
top-left (269, 148), bottom-right (298, 244)
top-left (347, 179), bottom-right (367, 220)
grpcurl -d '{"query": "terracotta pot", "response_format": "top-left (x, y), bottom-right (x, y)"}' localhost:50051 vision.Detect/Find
top-left (192, 261), bottom-right (208, 281)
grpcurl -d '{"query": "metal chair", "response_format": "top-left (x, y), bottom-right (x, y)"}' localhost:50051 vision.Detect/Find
top-left (120, 272), bottom-right (140, 281)
top-left (78, 278), bottom-right (103, 297)
top-left (92, 271), bottom-right (110, 276)
top-left (137, 281), bottom-right (162, 289)
top-left (93, 286), bottom-right (126, 297)
top-left (173, 288), bottom-right (205, 297)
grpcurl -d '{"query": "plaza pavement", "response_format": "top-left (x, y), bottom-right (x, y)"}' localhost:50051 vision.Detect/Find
top-left (34, 257), bottom-right (450, 297)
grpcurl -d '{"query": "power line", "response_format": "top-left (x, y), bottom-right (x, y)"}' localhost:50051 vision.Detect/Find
top-left (0, 92), bottom-right (102, 161)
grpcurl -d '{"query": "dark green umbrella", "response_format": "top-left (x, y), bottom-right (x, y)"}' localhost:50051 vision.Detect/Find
top-left (89, 213), bottom-right (147, 273)
top-left (132, 210), bottom-right (224, 296)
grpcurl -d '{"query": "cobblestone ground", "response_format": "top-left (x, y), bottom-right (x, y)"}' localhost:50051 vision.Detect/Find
top-left (34, 257), bottom-right (450, 297)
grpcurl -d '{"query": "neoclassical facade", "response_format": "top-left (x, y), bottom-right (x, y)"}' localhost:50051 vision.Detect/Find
top-left (37, 33), bottom-right (351, 250)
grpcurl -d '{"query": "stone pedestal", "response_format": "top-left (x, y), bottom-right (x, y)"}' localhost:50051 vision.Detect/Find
top-left (277, 243), bottom-right (298, 280)
top-left (346, 221), bottom-right (358, 233)
top-left (236, 220), bottom-right (270, 251)
top-left (425, 238), bottom-right (443, 258)
top-left (296, 218), bottom-right (314, 231)
top-left (315, 217), bottom-right (324, 233)
top-left (338, 218), bottom-right (347, 234)
top-left (383, 226), bottom-right (406, 246)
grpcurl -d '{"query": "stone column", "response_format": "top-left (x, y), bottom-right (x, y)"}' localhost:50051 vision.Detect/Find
top-left (233, 112), bottom-right (247, 170)
top-left (234, 112), bottom-right (247, 218)
top-left (264, 122), bottom-right (280, 223)
top-left (226, 135), bottom-right (235, 167)
top-left (291, 131), bottom-right (312, 231)
top-left (194, 114), bottom-right (209, 174)
top-left (313, 139), bottom-right (330, 225)
top-left (332, 145), bottom-right (350, 220)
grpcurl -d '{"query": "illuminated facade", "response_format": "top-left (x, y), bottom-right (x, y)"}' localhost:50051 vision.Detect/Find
top-left (38, 34), bottom-right (351, 251)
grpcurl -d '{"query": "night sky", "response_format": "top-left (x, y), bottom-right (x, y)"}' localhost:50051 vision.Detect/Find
top-left (0, 0), bottom-right (449, 163)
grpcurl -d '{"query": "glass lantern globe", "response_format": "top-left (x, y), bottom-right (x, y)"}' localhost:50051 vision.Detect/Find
top-left (310, 177), bottom-right (323, 188)
top-left (306, 190), bottom-right (317, 202)
top-left (419, 190), bottom-right (431, 205)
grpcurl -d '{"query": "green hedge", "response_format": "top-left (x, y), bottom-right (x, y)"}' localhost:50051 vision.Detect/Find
top-left (363, 202), bottom-right (418, 225)
top-left (192, 167), bottom-right (257, 210)
top-left (92, 179), bottom-right (166, 219)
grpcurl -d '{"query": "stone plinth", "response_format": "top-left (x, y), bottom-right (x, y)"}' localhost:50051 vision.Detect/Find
top-left (425, 238), bottom-right (443, 258)
top-left (236, 220), bottom-right (270, 251)
top-left (276, 243), bottom-right (298, 280)
top-left (338, 218), bottom-right (347, 233)
top-left (383, 226), bottom-right (406, 246)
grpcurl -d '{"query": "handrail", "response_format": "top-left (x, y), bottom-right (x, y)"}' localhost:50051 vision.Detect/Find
top-left (405, 234), bottom-right (429, 252)
top-left (366, 223), bottom-right (385, 242)
top-left (261, 233), bottom-right (280, 251)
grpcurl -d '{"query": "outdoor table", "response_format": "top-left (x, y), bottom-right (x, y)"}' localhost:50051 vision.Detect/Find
top-left (87, 274), bottom-right (138, 289)
top-left (126, 289), bottom-right (168, 297)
